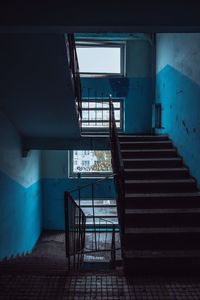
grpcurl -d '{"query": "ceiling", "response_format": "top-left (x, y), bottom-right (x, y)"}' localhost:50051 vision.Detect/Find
top-left (0, 34), bottom-right (80, 140)
top-left (0, 2), bottom-right (200, 33)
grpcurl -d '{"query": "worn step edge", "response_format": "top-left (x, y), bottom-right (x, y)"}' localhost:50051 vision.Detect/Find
top-left (125, 192), bottom-right (200, 198)
top-left (121, 149), bottom-right (176, 153)
top-left (124, 167), bottom-right (188, 172)
top-left (124, 179), bottom-right (196, 184)
top-left (124, 250), bottom-right (200, 258)
top-left (125, 227), bottom-right (200, 234)
top-left (125, 208), bottom-right (200, 214)
top-left (120, 141), bottom-right (172, 144)
top-left (123, 157), bottom-right (182, 162)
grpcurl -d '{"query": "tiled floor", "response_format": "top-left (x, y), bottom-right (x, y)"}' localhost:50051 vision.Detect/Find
top-left (1, 231), bottom-right (200, 299)
top-left (1, 271), bottom-right (200, 299)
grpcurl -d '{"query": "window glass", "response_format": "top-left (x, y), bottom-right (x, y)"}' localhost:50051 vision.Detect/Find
top-left (76, 46), bottom-right (122, 74)
top-left (71, 150), bottom-right (112, 176)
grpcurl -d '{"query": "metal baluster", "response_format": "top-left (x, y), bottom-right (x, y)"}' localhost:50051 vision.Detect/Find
top-left (95, 90), bottom-right (97, 127)
top-left (88, 88), bottom-right (90, 126)
top-left (91, 183), bottom-right (97, 251)
top-left (101, 92), bottom-right (104, 127)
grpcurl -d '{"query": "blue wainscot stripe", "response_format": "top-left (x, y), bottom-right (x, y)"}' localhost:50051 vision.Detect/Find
top-left (0, 171), bottom-right (42, 260)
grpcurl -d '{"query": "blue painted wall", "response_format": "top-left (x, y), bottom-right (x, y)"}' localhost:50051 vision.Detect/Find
top-left (156, 33), bottom-right (200, 187)
top-left (80, 38), bottom-right (153, 134)
top-left (42, 151), bottom-right (115, 230)
top-left (0, 111), bottom-right (42, 260)
top-left (82, 77), bottom-right (152, 133)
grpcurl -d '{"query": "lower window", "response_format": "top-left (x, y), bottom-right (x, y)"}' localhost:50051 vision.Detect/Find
top-left (69, 150), bottom-right (112, 177)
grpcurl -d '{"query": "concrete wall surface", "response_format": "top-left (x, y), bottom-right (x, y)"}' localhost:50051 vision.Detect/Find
top-left (81, 38), bottom-right (153, 134)
top-left (156, 33), bottom-right (200, 187)
top-left (0, 111), bottom-right (42, 259)
top-left (42, 150), bottom-right (115, 230)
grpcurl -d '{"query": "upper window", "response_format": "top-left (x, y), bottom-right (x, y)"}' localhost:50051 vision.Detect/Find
top-left (76, 42), bottom-right (125, 76)
top-left (81, 99), bottom-right (122, 129)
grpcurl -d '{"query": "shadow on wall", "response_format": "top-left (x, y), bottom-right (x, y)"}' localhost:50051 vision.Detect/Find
top-left (156, 64), bottom-right (200, 186)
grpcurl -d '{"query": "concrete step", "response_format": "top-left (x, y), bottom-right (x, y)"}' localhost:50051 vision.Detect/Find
top-left (121, 148), bottom-right (177, 159)
top-left (124, 192), bottom-right (200, 208)
top-left (124, 178), bottom-right (197, 193)
top-left (125, 208), bottom-right (200, 227)
top-left (118, 135), bottom-right (169, 142)
top-left (123, 250), bottom-right (200, 275)
top-left (123, 157), bottom-right (183, 168)
top-left (124, 249), bottom-right (200, 259)
top-left (124, 227), bottom-right (200, 250)
top-left (120, 140), bottom-right (173, 150)
top-left (123, 167), bottom-right (189, 179)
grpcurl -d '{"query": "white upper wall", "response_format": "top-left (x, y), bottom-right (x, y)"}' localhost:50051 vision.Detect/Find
top-left (157, 33), bottom-right (200, 85)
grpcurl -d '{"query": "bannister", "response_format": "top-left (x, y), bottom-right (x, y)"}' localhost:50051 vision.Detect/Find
top-left (67, 33), bottom-right (82, 120)
top-left (65, 173), bottom-right (118, 270)
top-left (109, 96), bottom-right (125, 251)
top-left (64, 191), bottom-right (86, 271)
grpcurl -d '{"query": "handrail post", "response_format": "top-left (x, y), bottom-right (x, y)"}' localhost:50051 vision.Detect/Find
top-left (91, 183), bottom-right (97, 251)
top-left (64, 192), bottom-right (71, 271)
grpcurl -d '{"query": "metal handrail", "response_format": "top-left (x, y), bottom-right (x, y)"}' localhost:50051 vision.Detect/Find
top-left (64, 191), bottom-right (86, 271)
top-left (69, 172), bottom-right (116, 194)
top-left (109, 96), bottom-right (125, 252)
top-left (84, 214), bottom-right (117, 267)
top-left (67, 33), bottom-right (82, 120)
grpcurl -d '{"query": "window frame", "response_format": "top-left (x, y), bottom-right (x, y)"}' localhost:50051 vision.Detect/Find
top-left (81, 98), bottom-right (123, 131)
top-left (76, 41), bottom-right (126, 77)
top-left (68, 150), bottom-right (113, 178)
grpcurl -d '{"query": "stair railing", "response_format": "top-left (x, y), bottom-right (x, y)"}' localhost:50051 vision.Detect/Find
top-left (109, 96), bottom-right (125, 250)
top-left (66, 33), bottom-right (82, 121)
top-left (64, 191), bottom-right (86, 271)
top-left (65, 173), bottom-right (117, 270)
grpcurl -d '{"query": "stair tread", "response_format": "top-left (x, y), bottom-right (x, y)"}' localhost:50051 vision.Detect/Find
top-left (125, 191), bottom-right (200, 198)
top-left (125, 179), bottom-right (195, 184)
top-left (120, 141), bottom-right (172, 144)
top-left (125, 227), bottom-right (200, 234)
top-left (121, 149), bottom-right (176, 152)
top-left (124, 249), bottom-right (200, 258)
top-left (125, 208), bottom-right (200, 214)
top-left (123, 157), bottom-right (181, 161)
top-left (119, 135), bottom-right (168, 137)
top-left (124, 167), bottom-right (188, 172)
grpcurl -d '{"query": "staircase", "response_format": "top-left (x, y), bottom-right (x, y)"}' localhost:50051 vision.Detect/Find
top-left (118, 134), bottom-right (200, 274)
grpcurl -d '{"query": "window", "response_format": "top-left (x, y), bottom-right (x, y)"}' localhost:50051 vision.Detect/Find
top-left (76, 41), bottom-right (125, 76)
top-left (81, 99), bottom-right (122, 129)
top-left (69, 150), bottom-right (112, 177)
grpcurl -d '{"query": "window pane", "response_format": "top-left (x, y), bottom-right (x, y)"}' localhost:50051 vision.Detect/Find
top-left (81, 100), bottom-right (121, 129)
top-left (76, 47), bottom-right (121, 74)
top-left (72, 150), bottom-right (112, 174)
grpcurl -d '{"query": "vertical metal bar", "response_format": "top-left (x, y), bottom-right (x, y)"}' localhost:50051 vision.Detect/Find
top-left (73, 205), bottom-right (76, 270)
top-left (111, 224), bottom-right (116, 268)
top-left (95, 90), bottom-right (97, 127)
top-left (78, 188), bottom-right (81, 207)
top-left (64, 192), bottom-right (70, 271)
top-left (91, 183), bottom-right (97, 251)
top-left (101, 92), bottom-right (104, 127)
top-left (88, 88), bottom-right (90, 126)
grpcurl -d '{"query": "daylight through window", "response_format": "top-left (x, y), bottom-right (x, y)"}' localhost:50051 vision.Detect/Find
top-left (70, 150), bottom-right (112, 177)
top-left (81, 99), bottom-right (122, 129)
top-left (76, 43), bottom-right (124, 75)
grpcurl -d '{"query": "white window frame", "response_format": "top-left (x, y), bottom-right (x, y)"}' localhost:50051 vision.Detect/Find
top-left (76, 40), bottom-right (126, 77)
